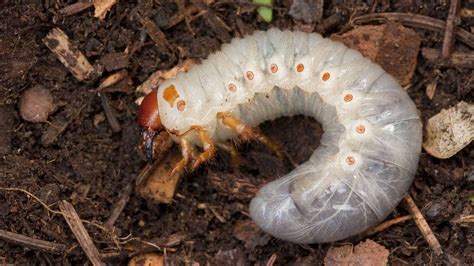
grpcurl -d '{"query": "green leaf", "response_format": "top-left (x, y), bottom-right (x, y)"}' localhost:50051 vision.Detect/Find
top-left (253, 0), bottom-right (273, 23)
top-left (257, 7), bottom-right (273, 23)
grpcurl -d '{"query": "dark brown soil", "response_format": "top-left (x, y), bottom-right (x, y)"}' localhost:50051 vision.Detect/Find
top-left (1, 1), bottom-right (473, 265)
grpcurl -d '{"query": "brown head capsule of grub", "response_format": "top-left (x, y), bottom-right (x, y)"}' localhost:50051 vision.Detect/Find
top-left (138, 91), bottom-right (171, 161)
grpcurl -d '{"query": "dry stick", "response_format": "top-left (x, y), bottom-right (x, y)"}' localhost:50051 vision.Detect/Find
top-left (352, 12), bottom-right (474, 48)
top-left (167, 5), bottom-right (199, 29)
top-left (136, 13), bottom-right (172, 53)
top-left (58, 2), bottom-right (93, 16)
top-left (266, 253), bottom-right (278, 266)
top-left (58, 200), bottom-right (105, 266)
top-left (403, 194), bottom-right (443, 256)
top-left (422, 48), bottom-right (474, 68)
top-left (442, 0), bottom-right (461, 59)
top-left (0, 229), bottom-right (66, 254)
top-left (105, 183), bottom-right (132, 227)
top-left (99, 93), bottom-right (121, 132)
top-left (364, 215), bottom-right (413, 236)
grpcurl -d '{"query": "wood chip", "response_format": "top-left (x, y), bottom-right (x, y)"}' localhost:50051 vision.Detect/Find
top-left (404, 194), bottom-right (443, 256)
top-left (332, 23), bottom-right (420, 86)
top-left (128, 253), bottom-right (164, 266)
top-left (58, 200), bottom-right (105, 266)
top-left (425, 77), bottom-right (438, 100)
top-left (324, 239), bottom-right (389, 266)
top-left (42, 28), bottom-right (98, 82)
top-left (136, 148), bottom-right (183, 204)
top-left (93, 0), bottom-right (117, 20)
top-left (423, 101), bottom-right (474, 159)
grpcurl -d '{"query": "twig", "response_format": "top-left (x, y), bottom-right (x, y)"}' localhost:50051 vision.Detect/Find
top-left (58, 1), bottom-right (93, 16)
top-left (422, 48), bottom-right (474, 68)
top-left (0, 228), bottom-right (66, 254)
top-left (403, 194), bottom-right (443, 256)
top-left (442, 0), bottom-right (461, 59)
top-left (266, 253), bottom-right (278, 266)
top-left (352, 13), bottom-right (474, 48)
top-left (58, 200), bottom-right (105, 266)
top-left (105, 183), bottom-right (132, 227)
top-left (166, 5), bottom-right (199, 30)
top-left (99, 92), bottom-right (121, 132)
top-left (41, 103), bottom-right (88, 146)
top-left (364, 215), bottom-right (413, 236)
top-left (136, 13), bottom-right (172, 53)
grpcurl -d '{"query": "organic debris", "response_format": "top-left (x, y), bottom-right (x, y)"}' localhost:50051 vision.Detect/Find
top-left (332, 23), bottom-right (420, 86)
top-left (324, 240), bottom-right (389, 266)
top-left (423, 101), bottom-right (474, 159)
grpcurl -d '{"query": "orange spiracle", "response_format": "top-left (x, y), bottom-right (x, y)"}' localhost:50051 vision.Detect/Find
top-left (346, 156), bottom-right (355, 165)
top-left (246, 71), bottom-right (254, 80)
top-left (228, 83), bottom-right (237, 92)
top-left (322, 72), bottom-right (330, 81)
top-left (344, 94), bottom-right (353, 102)
top-left (177, 100), bottom-right (186, 111)
top-left (356, 125), bottom-right (365, 134)
top-left (270, 64), bottom-right (278, 73)
top-left (296, 64), bottom-right (304, 72)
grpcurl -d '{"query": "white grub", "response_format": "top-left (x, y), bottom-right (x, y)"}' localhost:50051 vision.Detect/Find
top-left (153, 29), bottom-right (422, 243)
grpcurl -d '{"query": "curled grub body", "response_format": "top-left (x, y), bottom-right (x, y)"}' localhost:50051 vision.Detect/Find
top-left (139, 29), bottom-right (422, 243)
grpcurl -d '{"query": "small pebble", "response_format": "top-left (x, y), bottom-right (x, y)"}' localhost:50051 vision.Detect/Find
top-left (19, 86), bottom-right (55, 123)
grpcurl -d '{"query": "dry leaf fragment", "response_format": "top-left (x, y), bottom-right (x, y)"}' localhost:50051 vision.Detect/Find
top-left (423, 101), bottom-right (474, 159)
top-left (93, 0), bottom-right (117, 20)
top-left (332, 23), bottom-right (421, 86)
top-left (324, 239), bottom-right (389, 266)
top-left (136, 59), bottom-right (195, 95)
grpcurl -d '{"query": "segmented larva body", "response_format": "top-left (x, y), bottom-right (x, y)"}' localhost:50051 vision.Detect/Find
top-left (154, 29), bottom-right (422, 243)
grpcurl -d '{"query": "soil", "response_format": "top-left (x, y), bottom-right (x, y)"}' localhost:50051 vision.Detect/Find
top-left (0, 1), bottom-right (473, 265)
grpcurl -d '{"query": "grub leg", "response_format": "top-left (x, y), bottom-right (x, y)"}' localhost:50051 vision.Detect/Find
top-left (170, 137), bottom-right (192, 176)
top-left (192, 128), bottom-right (216, 169)
top-left (216, 141), bottom-right (241, 171)
top-left (217, 112), bottom-right (283, 158)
